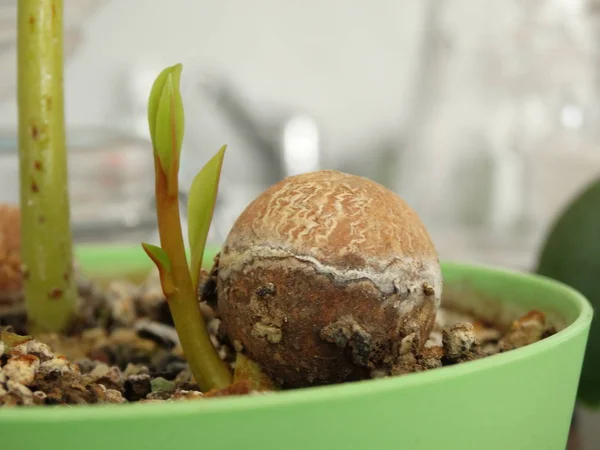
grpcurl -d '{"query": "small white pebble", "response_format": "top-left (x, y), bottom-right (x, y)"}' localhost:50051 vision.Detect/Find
top-left (33, 390), bottom-right (47, 401)
top-left (39, 357), bottom-right (74, 375)
top-left (103, 389), bottom-right (126, 404)
top-left (3, 355), bottom-right (40, 385)
top-left (25, 341), bottom-right (54, 361)
top-left (7, 379), bottom-right (33, 397)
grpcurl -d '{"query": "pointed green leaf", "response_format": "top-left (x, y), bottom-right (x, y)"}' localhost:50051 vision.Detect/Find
top-left (536, 178), bottom-right (600, 408)
top-left (141, 242), bottom-right (176, 297)
top-left (147, 66), bottom-right (171, 146)
top-left (187, 145), bottom-right (227, 291)
top-left (147, 63), bottom-right (184, 191)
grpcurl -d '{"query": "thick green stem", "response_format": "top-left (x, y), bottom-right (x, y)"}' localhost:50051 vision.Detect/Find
top-left (154, 157), bottom-right (231, 391)
top-left (17, 0), bottom-right (76, 332)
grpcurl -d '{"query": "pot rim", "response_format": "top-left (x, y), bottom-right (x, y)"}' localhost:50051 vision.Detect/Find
top-left (0, 251), bottom-right (593, 422)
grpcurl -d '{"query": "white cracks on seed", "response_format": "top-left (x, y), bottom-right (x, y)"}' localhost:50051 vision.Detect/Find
top-left (218, 244), bottom-right (442, 310)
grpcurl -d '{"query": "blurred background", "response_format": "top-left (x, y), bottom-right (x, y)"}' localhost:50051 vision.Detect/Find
top-left (0, 0), bottom-right (599, 446)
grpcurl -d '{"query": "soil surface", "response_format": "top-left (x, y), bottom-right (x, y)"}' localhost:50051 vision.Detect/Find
top-left (0, 269), bottom-right (556, 407)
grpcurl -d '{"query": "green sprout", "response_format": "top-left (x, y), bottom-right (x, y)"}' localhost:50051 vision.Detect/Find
top-left (143, 64), bottom-right (232, 391)
top-left (17, 0), bottom-right (77, 333)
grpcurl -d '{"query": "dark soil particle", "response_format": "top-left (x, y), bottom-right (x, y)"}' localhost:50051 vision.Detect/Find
top-left (0, 267), bottom-right (557, 407)
top-left (124, 373), bottom-right (152, 401)
top-left (320, 316), bottom-right (373, 367)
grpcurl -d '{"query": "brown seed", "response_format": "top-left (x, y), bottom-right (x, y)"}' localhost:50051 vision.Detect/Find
top-left (217, 170), bottom-right (442, 387)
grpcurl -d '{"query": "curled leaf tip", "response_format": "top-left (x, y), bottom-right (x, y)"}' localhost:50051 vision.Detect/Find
top-left (141, 242), bottom-right (176, 297)
top-left (147, 63), bottom-right (185, 192)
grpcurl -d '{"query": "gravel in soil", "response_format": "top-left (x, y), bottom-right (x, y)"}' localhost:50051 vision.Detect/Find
top-left (0, 268), bottom-right (556, 407)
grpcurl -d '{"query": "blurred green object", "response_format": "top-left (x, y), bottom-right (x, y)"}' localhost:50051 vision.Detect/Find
top-left (74, 243), bottom-right (221, 283)
top-left (536, 178), bottom-right (600, 408)
top-left (0, 244), bottom-right (591, 450)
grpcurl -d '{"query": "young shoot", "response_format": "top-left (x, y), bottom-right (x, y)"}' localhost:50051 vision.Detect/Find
top-left (143, 64), bottom-right (231, 392)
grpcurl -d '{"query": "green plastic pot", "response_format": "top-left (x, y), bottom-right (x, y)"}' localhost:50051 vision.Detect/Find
top-left (0, 244), bottom-right (593, 450)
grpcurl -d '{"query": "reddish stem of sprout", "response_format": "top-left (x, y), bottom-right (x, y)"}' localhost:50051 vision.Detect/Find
top-left (153, 156), bottom-right (231, 391)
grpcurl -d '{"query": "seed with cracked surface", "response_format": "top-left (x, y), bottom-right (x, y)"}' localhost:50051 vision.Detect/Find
top-left (215, 170), bottom-right (442, 387)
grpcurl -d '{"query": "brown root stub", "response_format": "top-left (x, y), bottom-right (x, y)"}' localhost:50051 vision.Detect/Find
top-left (216, 170), bottom-right (442, 387)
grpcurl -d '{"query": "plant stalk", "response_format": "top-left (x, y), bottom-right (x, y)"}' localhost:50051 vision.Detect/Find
top-left (154, 157), bottom-right (231, 391)
top-left (17, 0), bottom-right (76, 332)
